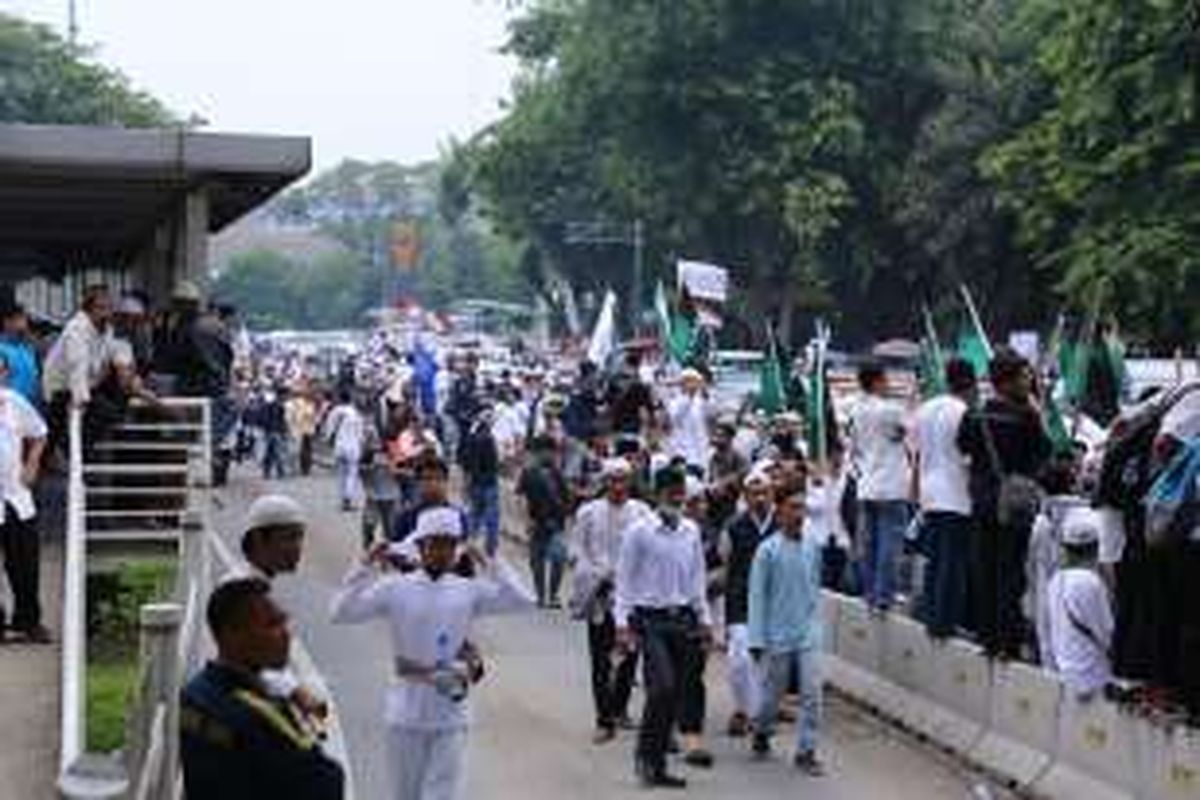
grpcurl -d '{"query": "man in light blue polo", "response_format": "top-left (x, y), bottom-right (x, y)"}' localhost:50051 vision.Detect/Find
top-left (748, 485), bottom-right (825, 775)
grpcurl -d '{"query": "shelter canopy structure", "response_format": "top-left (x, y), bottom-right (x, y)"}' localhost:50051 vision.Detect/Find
top-left (0, 123), bottom-right (310, 313)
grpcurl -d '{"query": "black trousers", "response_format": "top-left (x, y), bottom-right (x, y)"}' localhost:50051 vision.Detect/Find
top-left (677, 646), bottom-right (707, 736)
top-left (587, 612), bottom-right (638, 730)
top-left (298, 434), bottom-right (314, 476)
top-left (971, 514), bottom-right (1031, 658)
top-left (633, 607), bottom-right (702, 769)
top-left (0, 509), bottom-right (40, 632)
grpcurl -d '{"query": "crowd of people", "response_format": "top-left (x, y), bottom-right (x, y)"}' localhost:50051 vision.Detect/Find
top-left (11, 294), bottom-right (1191, 799)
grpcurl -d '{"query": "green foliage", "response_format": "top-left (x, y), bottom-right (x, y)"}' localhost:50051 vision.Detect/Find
top-left (467, 0), bottom-right (1038, 345)
top-left (0, 12), bottom-right (175, 126)
top-left (983, 0), bottom-right (1200, 347)
top-left (86, 560), bottom-right (176, 752)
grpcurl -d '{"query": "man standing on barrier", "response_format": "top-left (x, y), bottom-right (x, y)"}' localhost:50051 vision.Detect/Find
top-left (614, 466), bottom-right (712, 789)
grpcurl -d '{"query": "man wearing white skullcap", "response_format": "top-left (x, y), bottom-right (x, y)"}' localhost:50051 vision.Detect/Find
top-left (666, 368), bottom-right (711, 476)
top-left (331, 505), bottom-right (536, 800)
top-left (1044, 508), bottom-right (1114, 698)
top-left (569, 458), bottom-right (655, 743)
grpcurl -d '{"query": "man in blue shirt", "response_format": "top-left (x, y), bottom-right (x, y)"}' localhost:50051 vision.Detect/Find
top-left (748, 486), bottom-right (826, 775)
top-left (0, 305), bottom-right (40, 408)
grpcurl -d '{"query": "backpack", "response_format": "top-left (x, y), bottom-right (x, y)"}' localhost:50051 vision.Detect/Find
top-left (1144, 439), bottom-right (1200, 548)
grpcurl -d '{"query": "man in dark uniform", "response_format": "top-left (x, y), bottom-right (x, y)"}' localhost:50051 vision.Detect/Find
top-left (180, 578), bottom-right (344, 800)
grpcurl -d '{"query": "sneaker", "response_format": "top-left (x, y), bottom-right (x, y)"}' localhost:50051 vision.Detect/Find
top-left (726, 711), bottom-right (749, 737)
top-left (751, 733), bottom-right (771, 759)
top-left (793, 751), bottom-right (826, 776)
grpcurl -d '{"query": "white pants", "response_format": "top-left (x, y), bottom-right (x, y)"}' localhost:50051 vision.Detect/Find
top-left (726, 623), bottom-right (760, 715)
top-left (387, 727), bottom-right (467, 800)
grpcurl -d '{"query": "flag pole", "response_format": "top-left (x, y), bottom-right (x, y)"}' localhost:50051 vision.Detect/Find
top-left (959, 284), bottom-right (994, 359)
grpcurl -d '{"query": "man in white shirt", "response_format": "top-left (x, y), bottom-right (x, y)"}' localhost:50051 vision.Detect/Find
top-left (570, 458), bottom-right (654, 744)
top-left (331, 506), bottom-right (535, 800)
top-left (42, 285), bottom-right (113, 453)
top-left (847, 362), bottom-right (913, 611)
top-left (912, 358), bottom-right (976, 637)
top-left (614, 467), bottom-right (712, 788)
top-left (666, 368), bottom-right (711, 477)
top-left (0, 355), bottom-right (48, 643)
top-left (322, 391), bottom-right (364, 512)
top-left (1045, 509), bottom-right (1114, 698)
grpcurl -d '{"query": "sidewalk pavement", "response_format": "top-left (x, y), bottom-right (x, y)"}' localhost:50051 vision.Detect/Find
top-left (0, 538), bottom-right (63, 800)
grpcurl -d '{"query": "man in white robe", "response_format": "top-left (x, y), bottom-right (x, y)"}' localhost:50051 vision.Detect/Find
top-left (330, 506), bottom-right (535, 800)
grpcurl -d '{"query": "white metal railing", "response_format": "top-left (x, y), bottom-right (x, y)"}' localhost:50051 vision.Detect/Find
top-left (59, 406), bottom-right (87, 774)
top-left (58, 397), bottom-right (214, 800)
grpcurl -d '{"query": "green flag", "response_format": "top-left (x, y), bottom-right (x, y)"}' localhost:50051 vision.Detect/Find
top-left (805, 325), bottom-right (831, 467)
top-left (956, 285), bottom-right (993, 378)
top-left (759, 326), bottom-right (787, 414)
top-left (919, 306), bottom-right (947, 398)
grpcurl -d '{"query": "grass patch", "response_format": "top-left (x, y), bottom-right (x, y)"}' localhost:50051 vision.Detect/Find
top-left (85, 559), bottom-right (177, 753)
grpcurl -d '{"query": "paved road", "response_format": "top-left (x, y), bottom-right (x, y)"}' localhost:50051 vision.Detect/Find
top-left (213, 468), bottom-right (1012, 800)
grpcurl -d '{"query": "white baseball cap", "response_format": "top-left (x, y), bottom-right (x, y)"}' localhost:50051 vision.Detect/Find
top-left (244, 494), bottom-right (306, 533)
top-left (411, 506), bottom-right (465, 544)
top-left (1061, 507), bottom-right (1101, 546)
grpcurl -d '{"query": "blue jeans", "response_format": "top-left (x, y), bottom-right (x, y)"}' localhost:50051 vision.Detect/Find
top-left (859, 500), bottom-right (911, 610)
top-left (468, 481), bottom-right (501, 555)
top-left (920, 511), bottom-right (972, 638)
top-left (528, 529), bottom-right (566, 606)
top-left (755, 648), bottom-right (822, 755)
top-left (262, 432), bottom-right (287, 479)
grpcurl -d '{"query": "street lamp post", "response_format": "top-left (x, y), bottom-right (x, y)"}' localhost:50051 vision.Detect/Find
top-left (564, 218), bottom-right (645, 337)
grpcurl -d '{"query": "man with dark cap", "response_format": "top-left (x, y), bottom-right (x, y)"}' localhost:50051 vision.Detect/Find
top-left (180, 578), bottom-right (345, 799)
top-left (614, 466), bottom-right (712, 788)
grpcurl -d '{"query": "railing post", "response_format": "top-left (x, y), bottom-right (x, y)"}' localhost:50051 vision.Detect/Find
top-left (139, 603), bottom-right (182, 800)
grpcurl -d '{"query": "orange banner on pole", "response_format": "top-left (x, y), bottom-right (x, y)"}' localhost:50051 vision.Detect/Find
top-left (390, 220), bottom-right (420, 272)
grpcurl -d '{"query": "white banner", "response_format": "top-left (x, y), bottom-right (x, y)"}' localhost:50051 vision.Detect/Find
top-left (677, 259), bottom-right (729, 303)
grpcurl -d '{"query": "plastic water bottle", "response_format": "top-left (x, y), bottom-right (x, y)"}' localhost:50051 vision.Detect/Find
top-left (434, 630), bottom-right (467, 702)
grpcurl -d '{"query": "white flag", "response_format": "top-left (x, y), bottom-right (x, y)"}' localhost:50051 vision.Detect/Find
top-left (587, 290), bottom-right (618, 366)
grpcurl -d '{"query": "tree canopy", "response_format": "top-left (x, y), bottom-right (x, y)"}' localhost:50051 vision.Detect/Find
top-left (0, 12), bottom-right (176, 126)
top-left (462, 0), bottom-right (1198, 349)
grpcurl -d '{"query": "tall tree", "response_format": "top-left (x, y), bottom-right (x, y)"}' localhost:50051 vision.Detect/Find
top-left (0, 12), bottom-right (175, 126)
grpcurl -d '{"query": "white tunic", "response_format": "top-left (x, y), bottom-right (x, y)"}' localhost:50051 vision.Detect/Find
top-left (1046, 566), bottom-right (1114, 696)
top-left (667, 394), bottom-right (710, 472)
top-left (614, 515), bottom-right (712, 629)
top-left (330, 559), bottom-right (535, 730)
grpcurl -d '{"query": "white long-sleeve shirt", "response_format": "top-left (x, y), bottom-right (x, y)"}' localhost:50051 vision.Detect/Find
top-left (613, 514), bottom-right (712, 629)
top-left (42, 311), bottom-right (111, 405)
top-left (330, 558), bottom-right (535, 730)
top-left (1046, 566), bottom-right (1114, 696)
top-left (570, 497), bottom-right (654, 618)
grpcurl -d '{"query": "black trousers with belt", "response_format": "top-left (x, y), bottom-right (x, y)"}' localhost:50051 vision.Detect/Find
top-left (0, 507), bottom-right (40, 633)
top-left (632, 607), bottom-right (703, 770)
top-left (587, 611), bottom-right (638, 730)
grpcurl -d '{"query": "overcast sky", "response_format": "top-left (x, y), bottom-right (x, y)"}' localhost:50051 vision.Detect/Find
top-left (5, 0), bottom-right (518, 168)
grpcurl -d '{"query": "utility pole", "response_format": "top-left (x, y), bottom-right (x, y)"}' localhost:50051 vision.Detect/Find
top-left (68, 0), bottom-right (78, 46)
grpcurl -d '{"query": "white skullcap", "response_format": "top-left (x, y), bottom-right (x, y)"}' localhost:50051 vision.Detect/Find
top-left (116, 296), bottom-right (145, 316)
top-left (680, 367), bottom-right (704, 383)
top-left (172, 280), bottom-right (202, 302)
top-left (244, 494), bottom-right (306, 533)
top-left (411, 506), bottom-right (464, 544)
top-left (601, 458), bottom-right (633, 480)
top-left (1061, 507), bottom-right (1101, 546)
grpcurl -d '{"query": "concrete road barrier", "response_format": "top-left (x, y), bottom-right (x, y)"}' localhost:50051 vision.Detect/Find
top-left (970, 661), bottom-right (1061, 786)
top-left (1030, 692), bottom-right (1138, 800)
top-left (1138, 720), bottom-right (1200, 800)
